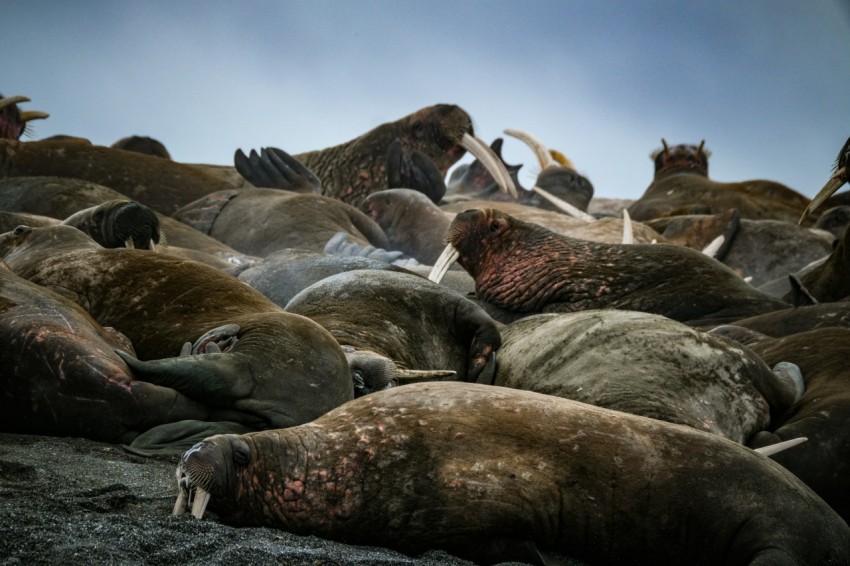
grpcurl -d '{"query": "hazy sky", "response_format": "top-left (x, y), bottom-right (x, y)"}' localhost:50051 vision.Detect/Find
top-left (4, 1), bottom-right (849, 200)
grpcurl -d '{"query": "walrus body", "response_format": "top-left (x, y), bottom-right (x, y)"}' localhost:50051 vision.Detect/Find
top-left (495, 311), bottom-right (800, 443)
top-left (175, 382), bottom-right (850, 565)
top-left (441, 208), bottom-right (790, 326)
top-left (747, 327), bottom-right (850, 523)
top-left (0, 260), bottom-right (209, 443)
top-left (0, 225), bottom-right (353, 433)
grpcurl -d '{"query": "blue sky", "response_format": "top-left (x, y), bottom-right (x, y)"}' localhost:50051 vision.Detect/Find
top-left (4, 1), bottom-right (849, 200)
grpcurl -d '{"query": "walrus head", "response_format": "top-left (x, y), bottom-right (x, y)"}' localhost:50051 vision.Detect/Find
top-left (173, 434), bottom-right (251, 519)
top-left (61, 200), bottom-right (165, 250)
top-left (0, 94), bottom-right (49, 140)
top-left (650, 139), bottom-right (711, 178)
top-left (799, 136), bottom-right (850, 224)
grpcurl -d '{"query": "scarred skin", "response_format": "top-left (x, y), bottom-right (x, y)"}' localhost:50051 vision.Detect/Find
top-left (446, 208), bottom-right (790, 326)
top-left (0, 258), bottom-right (209, 443)
top-left (177, 382), bottom-right (850, 565)
top-left (0, 225), bottom-right (353, 432)
top-left (747, 327), bottom-right (850, 523)
top-left (627, 142), bottom-right (813, 224)
top-left (293, 104), bottom-right (472, 207)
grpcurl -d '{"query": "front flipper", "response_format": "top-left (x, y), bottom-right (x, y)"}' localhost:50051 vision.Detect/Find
top-left (234, 147), bottom-right (321, 193)
top-left (386, 140), bottom-right (447, 204)
top-left (122, 419), bottom-right (253, 456)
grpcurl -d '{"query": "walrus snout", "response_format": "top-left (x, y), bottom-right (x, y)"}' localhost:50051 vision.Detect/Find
top-left (174, 435), bottom-right (248, 519)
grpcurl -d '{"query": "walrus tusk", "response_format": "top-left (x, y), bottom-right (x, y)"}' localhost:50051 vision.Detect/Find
top-left (428, 244), bottom-right (459, 283)
top-left (530, 185), bottom-right (596, 222)
top-left (460, 133), bottom-right (518, 198)
top-left (20, 110), bottom-right (49, 122)
top-left (622, 209), bottom-right (634, 244)
top-left (0, 95), bottom-right (31, 111)
top-left (173, 467), bottom-right (188, 515)
top-left (503, 128), bottom-right (556, 169)
top-left (798, 165), bottom-right (847, 225)
top-left (190, 486), bottom-right (211, 519)
top-left (394, 368), bottom-right (457, 380)
top-left (702, 235), bottom-right (725, 258)
top-left (753, 437), bottom-right (808, 457)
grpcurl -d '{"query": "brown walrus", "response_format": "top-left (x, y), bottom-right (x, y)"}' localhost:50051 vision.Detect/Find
top-left (627, 140), bottom-right (814, 225)
top-left (173, 382), bottom-right (850, 565)
top-left (430, 208), bottom-right (791, 326)
top-left (0, 225), bottom-right (353, 436)
top-left (0, 94), bottom-right (49, 140)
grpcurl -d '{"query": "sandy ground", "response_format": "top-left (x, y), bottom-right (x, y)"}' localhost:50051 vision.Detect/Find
top-left (0, 432), bottom-right (501, 566)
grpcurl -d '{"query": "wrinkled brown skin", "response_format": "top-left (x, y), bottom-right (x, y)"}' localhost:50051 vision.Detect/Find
top-left (174, 187), bottom-right (390, 257)
top-left (747, 328), bottom-right (850, 523)
top-left (179, 382), bottom-right (850, 565)
top-left (293, 104), bottom-right (471, 208)
top-left (0, 211), bottom-right (58, 232)
top-left (495, 311), bottom-right (800, 443)
top-left (729, 302), bottom-right (850, 337)
top-left (0, 225), bottom-right (353, 431)
top-left (0, 139), bottom-right (236, 215)
top-left (791, 224), bottom-right (850, 303)
top-left (0, 259), bottom-right (209, 443)
top-left (447, 208), bottom-right (790, 326)
top-left (0, 176), bottom-right (252, 260)
top-left (628, 142), bottom-right (813, 224)
top-left (285, 270), bottom-right (501, 383)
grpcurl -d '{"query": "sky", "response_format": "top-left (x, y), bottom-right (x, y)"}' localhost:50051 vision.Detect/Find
top-left (3, 1), bottom-right (849, 200)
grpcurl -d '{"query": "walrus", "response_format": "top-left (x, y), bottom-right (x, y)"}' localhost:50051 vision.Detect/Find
top-left (725, 302), bottom-right (850, 338)
top-left (799, 136), bottom-right (850, 224)
top-left (0, 210), bottom-right (59, 232)
top-left (0, 225), bottom-right (353, 434)
top-left (627, 140), bottom-right (814, 225)
top-left (494, 311), bottom-right (802, 443)
top-left (285, 269), bottom-right (501, 383)
top-left (0, 258), bottom-right (211, 444)
top-left (173, 382), bottom-right (850, 565)
top-left (787, 223), bottom-right (850, 304)
top-left (0, 94), bottom-right (48, 140)
top-left (430, 208), bottom-right (791, 326)
top-left (62, 199), bottom-right (164, 250)
top-left (110, 135), bottom-right (171, 159)
top-left (746, 327), bottom-right (850, 523)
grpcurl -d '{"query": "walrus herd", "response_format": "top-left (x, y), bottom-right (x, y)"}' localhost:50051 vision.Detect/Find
top-left (2, 92), bottom-right (850, 564)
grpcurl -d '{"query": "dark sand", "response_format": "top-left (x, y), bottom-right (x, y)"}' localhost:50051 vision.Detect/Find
top-left (0, 432), bottom-right (510, 566)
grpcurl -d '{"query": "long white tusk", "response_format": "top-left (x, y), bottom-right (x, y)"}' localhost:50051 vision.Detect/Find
top-left (0, 95), bottom-right (31, 111)
top-left (504, 128), bottom-right (555, 169)
top-left (622, 209), bottom-right (634, 244)
top-left (395, 368), bottom-right (457, 380)
top-left (20, 110), bottom-right (50, 122)
top-left (428, 244), bottom-right (460, 283)
top-left (190, 486), bottom-right (211, 519)
top-left (798, 166), bottom-right (847, 225)
top-left (124, 238), bottom-right (135, 249)
top-left (460, 133), bottom-right (518, 198)
top-left (702, 235), bottom-right (725, 258)
top-left (754, 437), bottom-right (808, 457)
top-left (530, 186), bottom-right (596, 222)
top-left (173, 468), bottom-right (188, 515)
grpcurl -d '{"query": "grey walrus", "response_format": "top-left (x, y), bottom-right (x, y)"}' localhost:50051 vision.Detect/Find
top-left (173, 382), bottom-right (850, 565)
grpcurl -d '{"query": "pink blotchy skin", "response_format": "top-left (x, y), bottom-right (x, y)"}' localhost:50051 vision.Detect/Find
top-left (179, 382), bottom-right (850, 566)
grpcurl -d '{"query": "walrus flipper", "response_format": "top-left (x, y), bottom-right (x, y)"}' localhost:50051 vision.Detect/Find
top-left (234, 147), bottom-right (321, 194)
top-left (387, 140), bottom-right (447, 204)
top-left (122, 419), bottom-right (252, 456)
top-left (172, 189), bottom-right (240, 235)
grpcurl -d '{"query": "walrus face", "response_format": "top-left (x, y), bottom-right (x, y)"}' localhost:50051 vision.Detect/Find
top-left (651, 139), bottom-right (711, 178)
top-left (173, 434), bottom-right (251, 519)
top-left (62, 200), bottom-right (164, 250)
top-left (0, 94), bottom-right (49, 140)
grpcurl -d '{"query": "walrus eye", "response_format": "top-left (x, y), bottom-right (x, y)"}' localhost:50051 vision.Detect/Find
top-left (489, 219), bottom-right (504, 234)
top-left (411, 121), bottom-right (425, 139)
top-left (12, 225), bottom-right (32, 236)
top-left (231, 437), bottom-right (251, 467)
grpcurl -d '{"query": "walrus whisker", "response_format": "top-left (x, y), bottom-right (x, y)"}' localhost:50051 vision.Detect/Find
top-left (798, 165), bottom-right (846, 225)
top-left (622, 209), bottom-right (634, 244)
top-left (428, 244), bottom-right (459, 283)
top-left (503, 128), bottom-right (555, 170)
top-left (459, 133), bottom-right (518, 198)
top-left (702, 235), bottom-right (725, 258)
top-left (529, 185), bottom-right (596, 222)
top-left (753, 437), bottom-right (808, 457)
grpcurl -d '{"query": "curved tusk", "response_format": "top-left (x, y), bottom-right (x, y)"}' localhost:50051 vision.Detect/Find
top-left (124, 238), bottom-right (135, 249)
top-left (530, 186), bottom-right (596, 222)
top-left (20, 110), bottom-right (49, 122)
top-left (622, 209), bottom-right (634, 244)
top-left (460, 132), bottom-right (517, 198)
top-left (661, 138), bottom-right (670, 156)
top-left (548, 149), bottom-right (576, 170)
top-left (172, 467), bottom-right (188, 515)
top-left (754, 437), bottom-right (807, 457)
top-left (504, 128), bottom-right (555, 169)
top-left (0, 95), bottom-right (31, 111)
top-left (702, 235), bottom-right (725, 258)
top-left (798, 166), bottom-right (847, 225)
top-left (428, 244), bottom-right (459, 283)
top-left (394, 368), bottom-right (457, 380)
top-left (190, 486), bottom-right (211, 519)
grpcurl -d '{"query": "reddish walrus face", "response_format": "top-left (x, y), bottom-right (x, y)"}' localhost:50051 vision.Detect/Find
top-left (173, 382), bottom-right (850, 566)
top-left (430, 208), bottom-right (790, 326)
